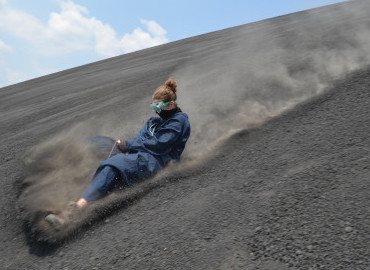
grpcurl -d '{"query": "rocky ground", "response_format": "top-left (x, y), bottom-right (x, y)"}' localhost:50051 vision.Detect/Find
top-left (1, 1), bottom-right (370, 269)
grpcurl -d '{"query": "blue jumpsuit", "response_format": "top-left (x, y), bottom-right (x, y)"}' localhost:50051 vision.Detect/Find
top-left (82, 111), bottom-right (191, 202)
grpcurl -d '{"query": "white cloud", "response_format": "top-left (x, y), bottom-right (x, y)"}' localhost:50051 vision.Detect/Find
top-left (120, 19), bottom-right (168, 53)
top-left (0, 0), bottom-right (168, 57)
top-left (46, 1), bottom-right (106, 54)
top-left (141, 19), bottom-right (167, 38)
top-left (0, 39), bottom-right (12, 52)
top-left (0, 3), bottom-right (45, 44)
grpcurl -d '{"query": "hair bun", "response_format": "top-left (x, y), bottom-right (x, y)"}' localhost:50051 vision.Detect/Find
top-left (165, 78), bottom-right (177, 93)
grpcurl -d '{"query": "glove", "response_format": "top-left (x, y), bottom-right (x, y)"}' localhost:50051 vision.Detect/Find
top-left (117, 140), bottom-right (128, 153)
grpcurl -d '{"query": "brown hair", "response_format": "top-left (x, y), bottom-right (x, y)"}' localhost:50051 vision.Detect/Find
top-left (152, 78), bottom-right (177, 102)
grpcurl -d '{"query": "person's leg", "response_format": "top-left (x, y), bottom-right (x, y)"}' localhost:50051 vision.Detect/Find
top-left (45, 165), bottom-right (121, 227)
top-left (81, 165), bottom-right (121, 203)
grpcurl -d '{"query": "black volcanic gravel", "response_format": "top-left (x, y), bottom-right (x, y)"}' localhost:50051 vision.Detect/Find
top-left (1, 1), bottom-right (370, 270)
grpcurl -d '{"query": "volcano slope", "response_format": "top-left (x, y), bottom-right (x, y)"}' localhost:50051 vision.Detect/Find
top-left (1, 1), bottom-right (370, 269)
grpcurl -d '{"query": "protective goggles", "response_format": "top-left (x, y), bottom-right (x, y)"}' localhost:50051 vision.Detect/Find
top-left (150, 101), bottom-right (170, 113)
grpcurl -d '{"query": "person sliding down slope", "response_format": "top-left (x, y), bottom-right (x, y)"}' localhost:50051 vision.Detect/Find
top-left (45, 78), bottom-right (191, 227)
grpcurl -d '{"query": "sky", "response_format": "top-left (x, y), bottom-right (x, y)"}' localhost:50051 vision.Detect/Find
top-left (0, 0), bottom-right (346, 88)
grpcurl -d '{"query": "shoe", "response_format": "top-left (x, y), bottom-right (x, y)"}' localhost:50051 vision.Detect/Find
top-left (45, 202), bottom-right (80, 228)
top-left (45, 213), bottom-right (65, 227)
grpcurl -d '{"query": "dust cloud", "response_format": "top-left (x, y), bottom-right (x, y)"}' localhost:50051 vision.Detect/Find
top-left (175, 2), bottom-right (370, 161)
top-left (18, 126), bottom-right (97, 226)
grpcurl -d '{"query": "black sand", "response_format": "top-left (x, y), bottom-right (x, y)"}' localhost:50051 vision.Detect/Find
top-left (1, 1), bottom-right (370, 269)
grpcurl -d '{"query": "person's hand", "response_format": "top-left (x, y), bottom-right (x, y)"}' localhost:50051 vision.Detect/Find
top-left (117, 140), bottom-right (128, 153)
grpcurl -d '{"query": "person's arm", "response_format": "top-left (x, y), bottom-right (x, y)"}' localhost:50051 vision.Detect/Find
top-left (127, 119), bottom-right (183, 155)
top-left (117, 118), bottom-right (156, 153)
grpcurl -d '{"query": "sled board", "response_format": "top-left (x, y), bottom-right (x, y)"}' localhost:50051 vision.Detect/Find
top-left (85, 136), bottom-right (121, 160)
